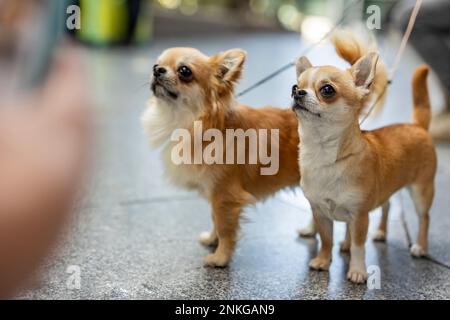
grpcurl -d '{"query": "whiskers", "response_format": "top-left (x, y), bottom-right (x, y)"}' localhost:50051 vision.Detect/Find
top-left (134, 80), bottom-right (151, 93)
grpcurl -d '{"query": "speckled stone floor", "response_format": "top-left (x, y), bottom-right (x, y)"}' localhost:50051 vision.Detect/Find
top-left (19, 30), bottom-right (450, 299)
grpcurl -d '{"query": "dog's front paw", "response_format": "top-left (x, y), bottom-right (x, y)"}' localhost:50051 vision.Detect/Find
top-left (203, 252), bottom-right (230, 268)
top-left (372, 230), bottom-right (387, 242)
top-left (347, 267), bottom-right (368, 284)
top-left (410, 244), bottom-right (427, 257)
top-left (199, 231), bottom-right (218, 247)
top-left (309, 256), bottom-right (331, 271)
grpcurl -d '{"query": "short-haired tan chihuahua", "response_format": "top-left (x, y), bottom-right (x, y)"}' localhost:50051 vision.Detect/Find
top-left (292, 56), bottom-right (436, 284)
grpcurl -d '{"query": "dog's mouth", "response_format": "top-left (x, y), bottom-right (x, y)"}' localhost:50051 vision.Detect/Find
top-left (151, 80), bottom-right (178, 100)
top-left (292, 102), bottom-right (321, 118)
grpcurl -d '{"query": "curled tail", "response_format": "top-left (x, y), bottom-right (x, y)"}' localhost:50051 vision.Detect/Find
top-left (331, 30), bottom-right (389, 115)
top-left (412, 65), bottom-right (431, 130)
top-left (332, 30), bottom-right (368, 65)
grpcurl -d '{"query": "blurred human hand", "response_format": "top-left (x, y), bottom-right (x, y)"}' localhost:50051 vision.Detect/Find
top-left (0, 50), bottom-right (91, 298)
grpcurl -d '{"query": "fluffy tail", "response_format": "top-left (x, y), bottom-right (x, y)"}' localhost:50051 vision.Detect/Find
top-left (331, 30), bottom-right (389, 115)
top-left (412, 65), bottom-right (431, 130)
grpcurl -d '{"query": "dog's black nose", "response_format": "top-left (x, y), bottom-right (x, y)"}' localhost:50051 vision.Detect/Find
top-left (153, 65), bottom-right (167, 77)
top-left (292, 85), bottom-right (307, 98)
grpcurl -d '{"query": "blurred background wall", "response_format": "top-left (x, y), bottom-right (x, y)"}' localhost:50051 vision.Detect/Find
top-left (68, 0), bottom-right (395, 45)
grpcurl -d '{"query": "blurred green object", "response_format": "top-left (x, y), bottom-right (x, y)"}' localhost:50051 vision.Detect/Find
top-left (78, 0), bottom-right (153, 46)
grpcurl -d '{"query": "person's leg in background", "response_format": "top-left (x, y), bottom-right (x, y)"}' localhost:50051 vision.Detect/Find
top-left (124, 0), bottom-right (141, 45)
top-left (392, 0), bottom-right (450, 140)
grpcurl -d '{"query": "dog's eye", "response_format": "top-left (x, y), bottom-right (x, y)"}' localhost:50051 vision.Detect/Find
top-left (320, 84), bottom-right (335, 98)
top-left (178, 66), bottom-right (193, 82)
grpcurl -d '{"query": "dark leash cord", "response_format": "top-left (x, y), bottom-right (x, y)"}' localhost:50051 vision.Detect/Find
top-left (236, 0), bottom-right (364, 98)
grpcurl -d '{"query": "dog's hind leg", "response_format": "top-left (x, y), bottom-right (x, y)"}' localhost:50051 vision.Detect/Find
top-left (298, 218), bottom-right (317, 238)
top-left (340, 223), bottom-right (351, 252)
top-left (409, 182), bottom-right (434, 257)
top-left (199, 212), bottom-right (218, 247)
top-left (373, 201), bottom-right (390, 242)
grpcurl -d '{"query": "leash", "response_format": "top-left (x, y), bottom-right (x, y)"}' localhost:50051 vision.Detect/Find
top-left (236, 0), bottom-right (364, 98)
top-left (234, 0), bottom-right (423, 126)
top-left (359, 0), bottom-right (423, 125)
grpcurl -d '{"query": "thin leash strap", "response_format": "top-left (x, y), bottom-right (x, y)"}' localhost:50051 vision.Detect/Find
top-left (236, 0), bottom-right (364, 98)
top-left (359, 0), bottom-right (423, 125)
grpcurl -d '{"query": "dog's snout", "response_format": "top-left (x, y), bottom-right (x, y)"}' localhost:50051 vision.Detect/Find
top-left (292, 85), bottom-right (308, 99)
top-left (153, 65), bottom-right (167, 77)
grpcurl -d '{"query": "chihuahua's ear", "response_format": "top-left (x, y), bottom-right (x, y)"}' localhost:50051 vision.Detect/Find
top-left (350, 52), bottom-right (379, 89)
top-left (296, 56), bottom-right (312, 79)
top-left (212, 49), bottom-right (247, 84)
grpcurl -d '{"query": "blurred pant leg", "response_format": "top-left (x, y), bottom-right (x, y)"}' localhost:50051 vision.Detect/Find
top-left (125, 0), bottom-right (142, 45)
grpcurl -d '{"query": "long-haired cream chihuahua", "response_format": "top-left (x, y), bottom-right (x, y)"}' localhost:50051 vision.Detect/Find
top-left (292, 53), bottom-right (436, 283)
top-left (141, 33), bottom-right (387, 267)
